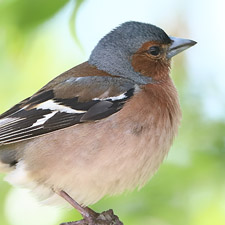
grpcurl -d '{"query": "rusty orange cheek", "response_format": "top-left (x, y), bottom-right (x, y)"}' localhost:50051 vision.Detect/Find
top-left (131, 53), bottom-right (171, 81)
top-left (131, 41), bottom-right (171, 81)
top-left (131, 53), bottom-right (156, 77)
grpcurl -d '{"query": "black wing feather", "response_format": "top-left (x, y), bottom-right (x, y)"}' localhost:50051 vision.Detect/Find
top-left (0, 88), bottom-right (135, 145)
top-left (0, 97), bottom-right (30, 119)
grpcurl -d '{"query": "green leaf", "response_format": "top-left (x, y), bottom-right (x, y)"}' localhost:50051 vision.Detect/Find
top-left (0, 0), bottom-right (69, 31)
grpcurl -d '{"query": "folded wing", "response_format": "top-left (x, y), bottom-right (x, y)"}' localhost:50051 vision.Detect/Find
top-left (0, 76), bottom-right (136, 145)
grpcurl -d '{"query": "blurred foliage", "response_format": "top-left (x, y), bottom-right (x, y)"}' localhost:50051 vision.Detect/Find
top-left (0, 0), bottom-right (68, 57)
top-left (0, 0), bottom-right (69, 31)
top-left (69, 0), bottom-right (85, 46)
top-left (0, 1), bottom-right (225, 225)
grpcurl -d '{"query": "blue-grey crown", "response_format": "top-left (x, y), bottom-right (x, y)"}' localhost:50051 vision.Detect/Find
top-left (89, 21), bottom-right (171, 84)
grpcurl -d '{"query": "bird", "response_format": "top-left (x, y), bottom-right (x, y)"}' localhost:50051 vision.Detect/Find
top-left (0, 21), bottom-right (196, 225)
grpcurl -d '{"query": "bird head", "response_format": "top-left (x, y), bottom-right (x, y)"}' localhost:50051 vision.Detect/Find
top-left (89, 21), bottom-right (196, 84)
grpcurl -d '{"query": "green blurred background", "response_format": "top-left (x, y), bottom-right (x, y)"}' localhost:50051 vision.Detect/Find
top-left (0, 0), bottom-right (225, 225)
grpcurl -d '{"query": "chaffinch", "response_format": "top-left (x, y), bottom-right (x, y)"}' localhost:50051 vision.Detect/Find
top-left (0, 21), bottom-right (196, 225)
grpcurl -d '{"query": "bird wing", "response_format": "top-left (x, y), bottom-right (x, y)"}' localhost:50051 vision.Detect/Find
top-left (0, 75), bottom-right (137, 145)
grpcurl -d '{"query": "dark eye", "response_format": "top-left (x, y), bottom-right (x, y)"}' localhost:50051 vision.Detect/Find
top-left (148, 46), bottom-right (161, 56)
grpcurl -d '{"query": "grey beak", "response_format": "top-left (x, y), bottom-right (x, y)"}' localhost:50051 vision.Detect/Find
top-left (167, 36), bottom-right (197, 59)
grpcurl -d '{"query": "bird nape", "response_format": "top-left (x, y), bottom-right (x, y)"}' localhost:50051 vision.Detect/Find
top-left (0, 21), bottom-right (196, 225)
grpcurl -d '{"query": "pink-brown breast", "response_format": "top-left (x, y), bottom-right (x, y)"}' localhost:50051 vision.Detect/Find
top-left (15, 77), bottom-right (181, 206)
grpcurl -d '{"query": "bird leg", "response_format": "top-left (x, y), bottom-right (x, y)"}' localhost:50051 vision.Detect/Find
top-left (55, 190), bottom-right (123, 225)
top-left (57, 190), bottom-right (98, 219)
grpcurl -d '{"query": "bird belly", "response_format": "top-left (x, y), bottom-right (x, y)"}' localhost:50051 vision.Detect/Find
top-left (4, 105), bottom-right (179, 207)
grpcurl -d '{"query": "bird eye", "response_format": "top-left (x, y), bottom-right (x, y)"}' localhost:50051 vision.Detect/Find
top-left (148, 46), bottom-right (161, 56)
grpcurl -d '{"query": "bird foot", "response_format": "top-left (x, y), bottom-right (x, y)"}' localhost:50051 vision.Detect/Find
top-left (55, 190), bottom-right (123, 225)
top-left (60, 209), bottom-right (123, 225)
